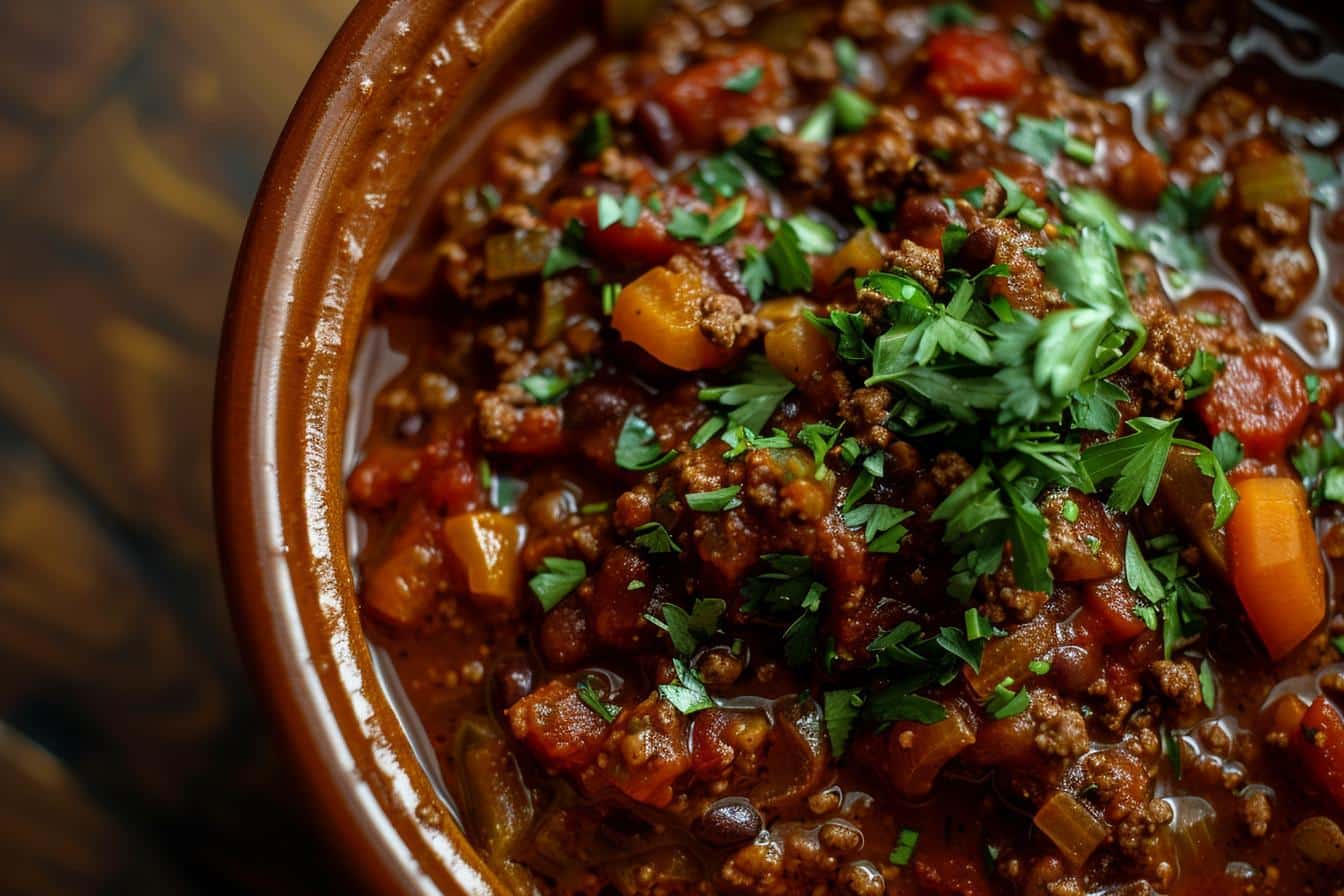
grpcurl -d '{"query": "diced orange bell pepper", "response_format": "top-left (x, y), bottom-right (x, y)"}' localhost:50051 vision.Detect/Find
top-left (440, 512), bottom-right (524, 611)
top-left (612, 263), bottom-right (735, 371)
top-left (1225, 476), bottom-right (1325, 660)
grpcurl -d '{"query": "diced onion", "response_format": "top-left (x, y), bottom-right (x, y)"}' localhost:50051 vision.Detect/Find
top-left (1033, 791), bottom-right (1109, 867)
top-left (1234, 154), bottom-right (1309, 212)
top-left (484, 229), bottom-right (557, 280)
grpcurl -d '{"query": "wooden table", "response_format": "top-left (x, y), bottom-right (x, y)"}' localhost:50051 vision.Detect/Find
top-left (0, 2), bottom-right (360, 891)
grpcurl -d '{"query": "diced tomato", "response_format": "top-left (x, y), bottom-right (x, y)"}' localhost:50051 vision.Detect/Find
top-left (926, 29), bottom-right (1026, 99)
top-left (363, 503), bottom-right (444, 627)
top-left (650, 46), bottom-right (788, 148)
top-left (1082, 575), bottom-right (1149, 643)
top-left (424, 459), bottom-right (484, 514)
top-left (1194, 343), bottom-right (1309, 461)
top-left (585, 547), bottom-right (654, 648)
top-left (549, 196), bottom-right (681, 268)
top-left (587, 695), bottom-right (691, 807)
top-left (347, 443), bottom-right (423, 511)
top-left (1300, 696), bottom-right (1344, 809)
top-left (505, 679), bottom-right (609, 774)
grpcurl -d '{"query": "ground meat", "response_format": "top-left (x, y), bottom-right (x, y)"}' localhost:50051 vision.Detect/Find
top-left (1238, 786), bottom-right (1273, 838)
top-left (981, 562), bottom-right (1050, 624)
top-left (1225, 212), bottom-right (1318, 317)
top-left (884, 239), bottom-right (943, 292)
top-left (838, 0), bottom-right (885, 39)
top-left (1049, 2), bottom-right (1145, 86)
top-left (476, 384), bottom-right (566, 455)
top-left (839, 386), bottom-right (893, 429)
top-left (699, 292), bottom-right (759, 349)
top-left (719, 819), bottom-right (866, 895)
top-left (790, 37), bottom-right (839, 84)
top-left (487, 117), bottom-right (570, 197)
top-left (829, 108), bottom-right (917, 206)
top-left (981, 217), bottom-right (1065, 317)
top-left (1148, 659), bottom-right (1206, 714)
top-left (1031, 692), bottom-right (1090, 759)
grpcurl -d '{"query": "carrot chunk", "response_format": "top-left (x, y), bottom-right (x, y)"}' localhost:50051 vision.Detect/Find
top-left (1225, 476), bottom-right (1325, 660)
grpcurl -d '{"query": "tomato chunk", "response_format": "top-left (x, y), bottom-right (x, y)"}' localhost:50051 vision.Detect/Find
top-left (651, 46), bottom-right (787, 148)
top-left (505, 679), bottom-right (609, 774)
top-left (1194, 343), bottom-right (1309, 461)
top-left (1225, 476), bottom-right (1325, 660)
top-left (585, 695), bottom-right (691, 807)
top-left (926, 29), bottom-right (1026, 99)
top-left (1300, 696), bottom-right (1344, 810)
top-left (549, 196), bottom-right (681, 268)
top-left (363, 503), bottom-right (443, 627)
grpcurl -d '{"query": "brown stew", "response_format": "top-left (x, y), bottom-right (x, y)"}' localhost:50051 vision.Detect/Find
top-left (346, 2), bottom-right (1344, 893)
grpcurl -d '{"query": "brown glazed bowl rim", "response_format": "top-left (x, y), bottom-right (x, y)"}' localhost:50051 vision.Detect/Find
top-left (215, 1), bottom-right (551, 892)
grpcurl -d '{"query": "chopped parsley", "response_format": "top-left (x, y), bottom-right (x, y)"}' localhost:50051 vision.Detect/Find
top-left (575, 109), bottom-right (612, 159)
top-left (529, 557), bottom-right (586, 611)
top-left (614, 413), bottom-right (678, 471)
top-left (723, 65), bottom-right (763, 93)
top-left (646, 598), bottom-right (727, 656)
top-left (928, 2), bottom-right (977, 28)
top-left (518, 370), bottom-right (571, 403)
top-left (699, 355), bottom-right (795, 433)
top-left (985, 677), bottom-right (1031, 718)
top-left (691, 155), bottom-right (747, 202)
top-left (542, 218), bottom-right (588, 278)
top-left (576, 676), bottom-right (618, 722)
top-left (633, 521), bottom-right (681, 554)
top-left (1009, 115), bottom-right (1070, 166)
top-left (834, 37), bottom-right (860, 85)
top-left (1199, 658), bottom-right (1216, 711)
top-left (686, 485), bottom-right (743, 512)
top-left (742, 554), bottom-right (826, 666)
top-left (1124, 533), bottom-right (1213, 658)
top-left (824, 688), bottom-right (864, 756)
top-left (1164, 728), bottom-right (1183, 779)
top-left (668, 195), bottom-right (747, 245)
top-left (1292, 430), bottom-right (1344, 506)
top-left (659, 658), bottom-right (715, 714)
top-left (596, 193), bottom-right (641, 229)
top-left (842, 503), bottom-right (914, 553)
top-left (890, 828), bottom-right (920, 866)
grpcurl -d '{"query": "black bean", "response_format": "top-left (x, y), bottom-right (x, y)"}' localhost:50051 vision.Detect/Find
top-left (693, 798), bottom-right (763, 846)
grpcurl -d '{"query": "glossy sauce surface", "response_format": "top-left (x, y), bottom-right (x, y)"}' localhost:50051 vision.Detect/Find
top-left (346, 3), bottom-right (1344, 894)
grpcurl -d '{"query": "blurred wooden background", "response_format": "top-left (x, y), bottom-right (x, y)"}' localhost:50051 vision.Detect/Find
top-left (0, 1), bottom-right (358, 892)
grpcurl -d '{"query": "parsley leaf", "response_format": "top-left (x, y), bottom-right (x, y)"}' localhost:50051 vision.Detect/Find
top-left (699, 356), bottom-right (795, 433)
top-left (529, 557), bottom-right (586, 611)
top-left (646, 598), bottom-right (726, 656)
top-left (542, 218), bottom-right (588, 278)
top-left (724, 65), bottom-right (763, 93)
top-left (842, 503), bottom-right (914, 553)
top-left (1009, 115), bottom-right (1069, 166)
top-left (686, 485), bottom-right (743, 512)
top-left (834, 37), bottom-right (860, 85)
top-left (985, 677), bottom-right (1031, 718)
top-left (691, 155), bottom-right (746, 202)
top-left (1081, 417), bottom-right (1178, 511)
top-left (1199, 658), bottom-right (1216, 711)
top-left (659, 658), bottom-right (715, 714)
top-left (575, 110), bottom-right (612, 159)
top-left (614, 413), bottom-right (678, 471)
top-left (928, 2), bottom-right (977, 27)
top-left (890, 829), bottom-right (920, 866)
top-left (824, 688), bottom-right (864, 756)
top-left (805, 309), bottom-right (871, 363)
top-left (667, 195), bottom-right (747, 245)
top-left (576, 676), bottom-right (618, 722)
top-left (633, 521), bottom-right (681, 554)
